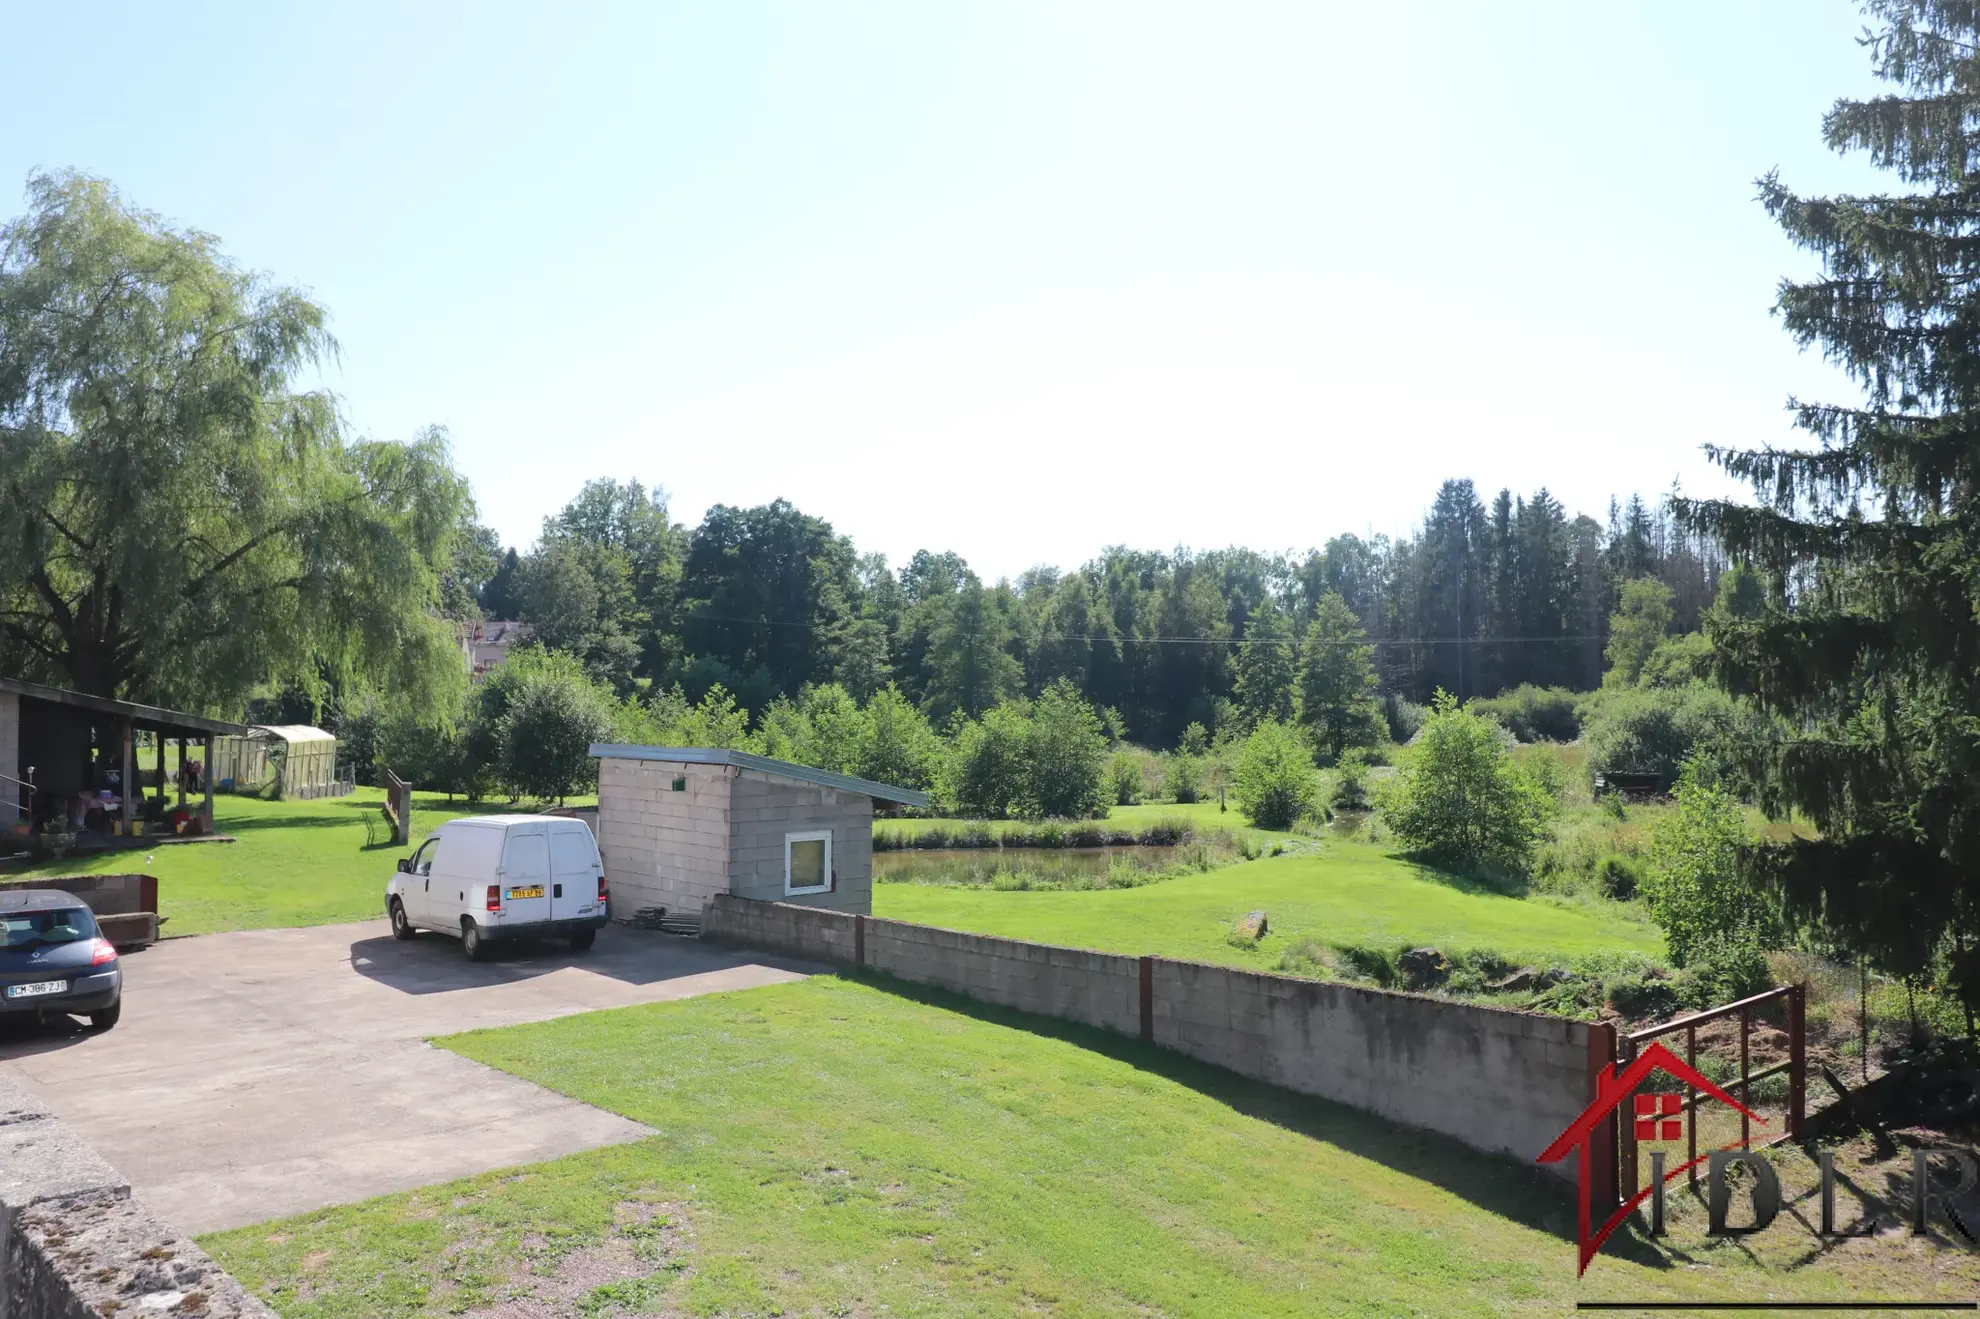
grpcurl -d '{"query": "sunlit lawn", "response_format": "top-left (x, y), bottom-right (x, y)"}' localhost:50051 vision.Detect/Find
top-left (4, 787), bottom-right (585, 936)
top-left (877, 837), bottom-right (1663, 969)
top-left (202, 976), bottom-right (1980, 1318)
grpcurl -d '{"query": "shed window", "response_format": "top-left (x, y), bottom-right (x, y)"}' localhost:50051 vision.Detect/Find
top-left (785, 830), bottom-right (832, 895)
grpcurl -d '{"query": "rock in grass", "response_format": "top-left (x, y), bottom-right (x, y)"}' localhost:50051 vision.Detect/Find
top-left (1491, 968), bottom-right (1538, 993)
top-left (1399, 947), bottom-right (1449, 990)
top-left (1234, 910), bottom-right (1268, 942)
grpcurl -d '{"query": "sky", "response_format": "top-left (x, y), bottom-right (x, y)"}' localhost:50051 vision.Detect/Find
top-left (3, 2), bottom-right (1891, 580)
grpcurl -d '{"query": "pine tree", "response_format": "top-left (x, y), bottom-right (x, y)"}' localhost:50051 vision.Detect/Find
top-left (1296, 592), bottom-right (1380, 757)
top-left (1234, 596), bottom-right (1297, 727)
top-left (1676, 0), bottom-right (1980, 1006)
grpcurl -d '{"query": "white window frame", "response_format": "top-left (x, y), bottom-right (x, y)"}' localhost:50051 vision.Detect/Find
top-left (784, 829), bottom-right (833, 896)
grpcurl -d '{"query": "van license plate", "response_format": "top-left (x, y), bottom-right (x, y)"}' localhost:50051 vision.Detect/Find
top-left (7, 980), bottom-right (66, 998)
top-left (505, 886), bottom-right (544, 900)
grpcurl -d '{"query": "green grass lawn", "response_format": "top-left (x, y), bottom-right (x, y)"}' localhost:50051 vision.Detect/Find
top-left (877, 837), bottom-right (1662, 969)
top-left (201, 976), bottom-right (1977, 1317)
top-left (3, 787), bottom-right (588, 937)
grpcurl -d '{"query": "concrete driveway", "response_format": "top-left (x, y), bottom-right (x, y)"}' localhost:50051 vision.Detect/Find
top-left (0, 921), bottom-right (810, 1234)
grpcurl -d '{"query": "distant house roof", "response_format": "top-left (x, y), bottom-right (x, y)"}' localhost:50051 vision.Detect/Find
top-left (473, 621), bottom-right (533, 645)
top-left (0, 677), bottom-right (248, 739)
top-left (587, 744), bottom-right (931, 808)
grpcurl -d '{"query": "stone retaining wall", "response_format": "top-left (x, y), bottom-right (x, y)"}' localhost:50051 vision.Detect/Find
top-left (703, 895), bottom-right (1608, 1181)
top-left (0, 1073), bottom-right (271, 1318)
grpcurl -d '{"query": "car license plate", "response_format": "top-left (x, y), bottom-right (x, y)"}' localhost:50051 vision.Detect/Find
top-left (6, 980), bottom-right (66, 999)
top-left (506, 885), bottom-right (544, 900)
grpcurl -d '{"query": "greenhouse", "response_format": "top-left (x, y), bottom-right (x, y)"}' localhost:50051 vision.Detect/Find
top-left (210, 725), bottom-right (350, 800)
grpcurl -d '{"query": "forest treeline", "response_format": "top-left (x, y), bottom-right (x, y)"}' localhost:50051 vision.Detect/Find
top-left (449, 477), bottom-right (1720, 749)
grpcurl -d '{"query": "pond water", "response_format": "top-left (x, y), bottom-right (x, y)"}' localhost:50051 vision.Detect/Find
top-left (1326, 809), bottom-right (1372, 839)
top-left (873, 846), bottom-right (1183, 889)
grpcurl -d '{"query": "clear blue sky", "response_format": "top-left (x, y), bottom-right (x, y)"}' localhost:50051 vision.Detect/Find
top-left (4, 2), bottom-right (1886, 579)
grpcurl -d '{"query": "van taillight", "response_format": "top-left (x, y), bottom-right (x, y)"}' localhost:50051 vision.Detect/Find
top-left (486, 885), bottom-right (501, 912)
top-left (597, 875), bottom-right (608, 902)
top-left (90, 938), bottom-right (117, 966)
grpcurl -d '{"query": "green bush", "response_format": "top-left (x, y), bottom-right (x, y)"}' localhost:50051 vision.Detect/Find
top-left (1381, 693), bottom-right (1426, 744)
top-left (1642, 760), bottom-right (1773, 968)
top-left (1595, 853), bottom-right (1641, 900)
top-left (1110, 750), bottom-right (1144, 806)
top-left (1232, 720), bottom-right (1320, 830)
top-left (1469, 685), bottom-right (1581, 742)
top-left (1168, 753), bottom-right (1202, 803)
top-left (498, 660), bottom-right (615, 803)
top-left (1026, 680), bottom-right (1110, 818)
top-left (1329, 748), bottom-right (1371, 810)
top-left (946, 703), bottom-right (1033, 818)
top-left (1580, 681), bottom-right (1757, 791)
top-left (1605, 971), bottom-right (1682, 1020)
top-left (1377, 691), bottom-right (1554, 873)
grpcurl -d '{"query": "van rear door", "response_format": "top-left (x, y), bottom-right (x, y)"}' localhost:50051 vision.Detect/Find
top-left (497, 825), bottom-right (553, 928)
top-left (549, 824), bottom-right (602, 923)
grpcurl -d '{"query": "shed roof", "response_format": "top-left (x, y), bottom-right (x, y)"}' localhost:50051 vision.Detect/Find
top-left (588, 744), bottom-right (931, 808)
top-left (249, 725), bottom-right (336, 746)
top-left (0, 677), bottom-right (249, 738)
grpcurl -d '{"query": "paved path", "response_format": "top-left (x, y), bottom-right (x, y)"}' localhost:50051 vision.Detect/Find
top-left (0, 921), bottom-right (809, 1234)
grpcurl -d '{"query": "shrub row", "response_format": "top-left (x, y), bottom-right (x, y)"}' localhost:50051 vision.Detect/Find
top-left (873, 817), bottom-right (1196, 851)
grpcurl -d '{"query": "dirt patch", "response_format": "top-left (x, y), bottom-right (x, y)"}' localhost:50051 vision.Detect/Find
top-left (461, 1201), bottom-right (693, 1319)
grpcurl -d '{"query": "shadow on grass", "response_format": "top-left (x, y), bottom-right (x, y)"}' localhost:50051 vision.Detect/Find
top-left (1386, 849), bottom-right (1533, 898)
top-left (832, 966), bottom-right (1670, 1270)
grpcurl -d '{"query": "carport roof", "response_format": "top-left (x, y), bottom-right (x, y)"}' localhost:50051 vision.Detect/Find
top-left (0, 677), bottom-right (248, 738)
top-left (588, 744), bottom-right (931, 808)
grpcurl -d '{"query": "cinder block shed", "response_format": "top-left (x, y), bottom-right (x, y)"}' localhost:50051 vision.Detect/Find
top-left (588, 745), bottom-right (929, 922)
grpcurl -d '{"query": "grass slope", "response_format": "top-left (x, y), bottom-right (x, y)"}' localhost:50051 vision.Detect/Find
top-left (877, 838), bottom-right (1661, 968)
top-left (203, 977), bottom-right (1973, 1317)
top-left (4, 788), bottom-right (584, 937)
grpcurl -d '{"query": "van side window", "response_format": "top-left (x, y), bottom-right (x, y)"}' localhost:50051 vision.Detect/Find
top-left (422, 836), bottom-right (443, 877)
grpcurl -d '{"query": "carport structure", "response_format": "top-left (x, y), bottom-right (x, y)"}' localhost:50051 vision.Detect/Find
top-left (0, 677), bottom-right (246, 844)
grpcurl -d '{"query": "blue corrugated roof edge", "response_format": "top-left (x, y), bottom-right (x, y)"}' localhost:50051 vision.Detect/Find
top-left (587, 744), bottom-right (930, 808)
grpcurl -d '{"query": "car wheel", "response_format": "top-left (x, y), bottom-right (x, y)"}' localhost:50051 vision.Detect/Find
top-left (462, 920), bottom-right (487, 962)
top-left (389, 899), bottom-right (417, 941)
top-left (568, 927), bottom-right (596, 952)
top-left (88, 1004), bottom-right (121, 1032)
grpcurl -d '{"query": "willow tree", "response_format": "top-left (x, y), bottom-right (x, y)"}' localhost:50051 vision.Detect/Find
top-left (1676, 1), bottom-right (1980, 1007)
top-left (0, 172), bottom-right (470, 712)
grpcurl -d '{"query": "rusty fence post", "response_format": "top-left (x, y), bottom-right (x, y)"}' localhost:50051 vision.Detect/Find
top-left (1618, 1033), bottom-right (1639, 1202)
top-left (1789, 981), bottom-right (1807, 1140)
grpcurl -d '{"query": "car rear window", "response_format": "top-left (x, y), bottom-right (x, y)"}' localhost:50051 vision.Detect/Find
top-left (0, 907), bottom-right (97, 947)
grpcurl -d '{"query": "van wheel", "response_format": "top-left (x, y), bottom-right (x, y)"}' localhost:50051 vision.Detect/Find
top-left (568, 928), bottom-right (596, 952)
top-left (462, 920), bottom-right (488, 962)
top-left (389, 899), bottom-right (417, 941)
top-left (88, 1004), bottom-right (121, 1032)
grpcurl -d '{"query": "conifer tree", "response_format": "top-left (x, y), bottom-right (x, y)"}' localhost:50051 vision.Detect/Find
top-left (1676, 0), bottom-right (1980, 1007)
top-left (1234, 597), bottom-right (1297, 727)
top-left (1296, 592), bottom-right (1380, 757)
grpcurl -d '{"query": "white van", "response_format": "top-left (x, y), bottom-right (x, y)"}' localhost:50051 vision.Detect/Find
top-left (386, 815), bottom-right (609, 960)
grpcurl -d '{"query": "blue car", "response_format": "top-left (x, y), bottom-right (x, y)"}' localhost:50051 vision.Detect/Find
top-left (0, 891), bottom-right (122, 1031)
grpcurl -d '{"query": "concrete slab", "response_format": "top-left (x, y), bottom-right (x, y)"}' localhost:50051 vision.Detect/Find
top-left (0, 921), bottom-right (811, 1234)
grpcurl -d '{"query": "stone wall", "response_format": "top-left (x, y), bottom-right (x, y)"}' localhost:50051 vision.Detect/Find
top-left (0, 1073), bottom-right (271, 1317)
top-left (596, 757), bottom-right (733, 917)
top-left (729, 771), bottom-right (874, 915)
top-left (703, 896), bottom-right (1602, 1178)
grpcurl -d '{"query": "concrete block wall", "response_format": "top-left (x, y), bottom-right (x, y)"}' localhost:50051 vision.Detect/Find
top-left (702, 897), bottom-right (1595, 1177)
top-left (1144, 958), bottom-right (1592, 1173)
top-left (597, 758), bottom-right (733, 916)
top-left (729, 772), bottom-right (875, 914)
top-left (0, 1074), bottom-right (273, 1317)
top-left (863, 917), bottom-right (1142, 1036)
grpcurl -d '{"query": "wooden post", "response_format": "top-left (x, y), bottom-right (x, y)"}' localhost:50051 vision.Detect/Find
top-left (120, 720), bottom-right (134, 834)
top-left (175, 736), bottom-right (185, 808)
top-left (202, 734), bottom-right (214, 829)
top-left (154, 731), bottom-right (166, 810)
top-left (1139, 956), bottom-right (1154, 1042)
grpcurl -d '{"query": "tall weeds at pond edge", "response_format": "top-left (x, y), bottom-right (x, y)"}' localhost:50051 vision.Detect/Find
top-left (873, 817), bottom-right (1196, 851)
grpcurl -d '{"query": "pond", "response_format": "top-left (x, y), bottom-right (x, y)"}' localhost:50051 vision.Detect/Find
top-left (873, 846), bottom-right (1185, 891)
